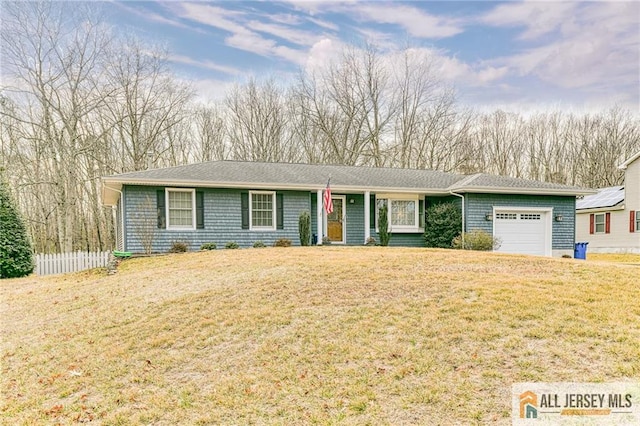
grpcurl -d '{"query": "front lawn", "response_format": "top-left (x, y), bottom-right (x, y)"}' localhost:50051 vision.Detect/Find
top-left (1, 247), bottom-right (638, 424)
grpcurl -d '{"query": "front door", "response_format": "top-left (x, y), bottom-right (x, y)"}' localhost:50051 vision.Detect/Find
top-left (327, 196), bottom-right (345, 243)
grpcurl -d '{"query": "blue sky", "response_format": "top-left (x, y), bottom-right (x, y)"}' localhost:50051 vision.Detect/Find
top-left (109, 1), bottom-right (638, 112)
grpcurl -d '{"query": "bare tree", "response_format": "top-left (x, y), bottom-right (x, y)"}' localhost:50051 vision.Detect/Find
top-left (226, 78), bottom-right (297, 163)
top-left (103, 37), bottom-right (194, 172)
top-left (191, 104), bottom-right (228, 162)
top-left (1, 1), bottom-right (111, 252)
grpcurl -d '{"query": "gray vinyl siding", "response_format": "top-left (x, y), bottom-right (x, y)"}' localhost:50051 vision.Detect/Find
top-left (465, 193), bottom-right (576, 249)
top-left (123, 185), bottom-right (311, 252)
top-left (122, 185), bottom-right (577, 251)
top-left (345, 194), bottom-right (365, 245)
top-left (311, 194), bottom-right (318, 241)
top-left (425, 195), bottom-right (462, 208)
top-left (369, 232), bottom-right (425, 247)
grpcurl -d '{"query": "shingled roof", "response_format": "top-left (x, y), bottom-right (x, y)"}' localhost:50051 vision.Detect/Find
top-left (102, 160), bottom-right (594, 205)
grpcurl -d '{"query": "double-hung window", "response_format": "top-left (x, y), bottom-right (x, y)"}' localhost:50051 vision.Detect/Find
top-left (166, 188), bottom-right (196, 230)
top-left (636, 211), bottom-right (640, 232)
top-left (250, 191), bottom-right (276, 230)
top-left (594, 213), bottom-right (605, 233)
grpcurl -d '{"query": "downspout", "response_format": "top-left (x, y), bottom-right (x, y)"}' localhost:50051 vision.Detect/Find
top-left (449, 191), bottom-right (465, 247)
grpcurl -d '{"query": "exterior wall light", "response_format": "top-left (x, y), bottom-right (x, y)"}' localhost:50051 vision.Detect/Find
top-left (555, 214), bottom-right (563, 222)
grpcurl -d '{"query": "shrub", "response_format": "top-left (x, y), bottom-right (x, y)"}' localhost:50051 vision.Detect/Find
top-left (298, 211), bottom-right (311, 246)
top-left (0, 174), bottom-right (34, 278)
top-left (424, 202), bottom-right (462, 248)
top-left (169, 241), bottom-right (189, 253)
top-left (225, 241), bottom-right (240, 249)
top-left (200, 243), bottom-right (217, 250)
top-left (253, 241), bottom-right (266, 248)
top-left (365, 237), bottom-right (377, 246)
top-left (452, 229), bottom-right (501, 251)
top-left (273, 238), bottom-right (292, 247)
top-left (378, 203), bottom-right (390, 246)
top-left (322, 236), bottom-right (331, 245)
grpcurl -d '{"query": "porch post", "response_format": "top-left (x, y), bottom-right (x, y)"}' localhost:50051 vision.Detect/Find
top-left (364, 191), bottom-right (370, 244)
top-left (316, 189), bottom-right (323, 245)
top-left (323, 204), bottom-right (328, 240)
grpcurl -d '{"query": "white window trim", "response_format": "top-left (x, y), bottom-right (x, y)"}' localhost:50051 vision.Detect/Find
top-left (635, 211), bottom-right (640, 232)
top-left (375, 194), bottom-right (423, 233)
top-left (249, 190), bottom-right (277, 231)
top-left (594, 213), bottom-right (606, 234)
top-left (165, 188), bottom-right (196, 230)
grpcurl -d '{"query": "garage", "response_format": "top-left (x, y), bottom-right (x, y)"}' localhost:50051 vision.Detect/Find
top-left (493, 208), bottom-right (552, 256)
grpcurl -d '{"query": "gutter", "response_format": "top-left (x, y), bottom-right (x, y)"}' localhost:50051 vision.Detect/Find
top-left (449, 190), bottom-right (465, 248)
top-left (576, 204), bottom-right (625, 214)
top-left (101, 178), bottom-right (453, 199)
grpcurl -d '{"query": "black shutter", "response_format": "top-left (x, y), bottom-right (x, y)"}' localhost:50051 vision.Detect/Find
top-left (241, 192), bottom-right (249, 229)
top-left (276, 193), bottom-right (284, 229)
top-left (196, 191), bottom-right (204, 229)
top-left (369, 194), bottom-right (375, 230)
top-left (157, 190), bottom-right (166, 229)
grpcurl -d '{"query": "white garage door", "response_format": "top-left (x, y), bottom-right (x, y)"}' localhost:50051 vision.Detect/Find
top-left (494, 210), bottom-right (550, 256)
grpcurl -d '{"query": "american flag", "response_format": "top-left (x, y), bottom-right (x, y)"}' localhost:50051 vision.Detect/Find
top-left (323, 179), bottom-right (333, 214)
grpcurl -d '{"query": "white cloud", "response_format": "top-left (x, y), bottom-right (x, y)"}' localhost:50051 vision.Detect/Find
top-left (350, 3), bottom-right (463, 39)
top-left (246, 20), bottom-right (323, 46)
top-left (355, 27), bottom-right (401, 50)
top-left (481, 1), bottom-right (578, 40)
top-left (189, 78), bottom-right (237, 103)
top-left (174, 3), bottom-right (247, 34)
top-left (304, 38), bottom-right (346, 73)
top-left (173, 3), bottom-right (308, 66)
top-left (168, 54), bottom-right (242, 76)
top-left (225, 32), bottom-right (306, 65)
top-left (266, 13), bottom-right (303, 26)
top-left (406, 48), bottom-right (508, 86)
top-left (483, 1), bottom-right (639, 94)
top-left (114, 2), bottom-right (203, 33)
top-left (306, 16), bottom-right (339, 32)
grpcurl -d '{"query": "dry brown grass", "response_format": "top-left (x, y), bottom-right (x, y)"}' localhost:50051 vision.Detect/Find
top-left (1, 247), bottom-right (639, 425)
top-left (587, 252), bottom-right (640, 265)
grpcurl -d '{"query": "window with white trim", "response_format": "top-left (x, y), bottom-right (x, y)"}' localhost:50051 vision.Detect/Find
top-left (167, 189), bottom-right (195, 229)
top-left (496, 213), bottom-right (517, 220)
top-left (376, 197), bottom-right (420, 231)
top-left (594, 213), bottom-right (605, 233)
top-left (636, 211), bottom-right (640, 232)
top-left (250, 191), bottom-right (276, 230)
top-left (391, 200), bottom-right (417, 227)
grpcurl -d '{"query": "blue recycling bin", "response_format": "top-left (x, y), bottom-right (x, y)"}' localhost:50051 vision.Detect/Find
top-left (574, 242), bottom-right (588, 260)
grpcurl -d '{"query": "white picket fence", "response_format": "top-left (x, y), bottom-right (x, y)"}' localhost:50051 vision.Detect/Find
top-left (35, 250), bottom-right (111, 276)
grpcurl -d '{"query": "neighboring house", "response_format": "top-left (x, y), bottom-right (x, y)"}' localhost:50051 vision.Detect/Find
top-left (101, 161), bottom-right (593, 257)
top-left (576, 151), bottom-right (640, 253)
